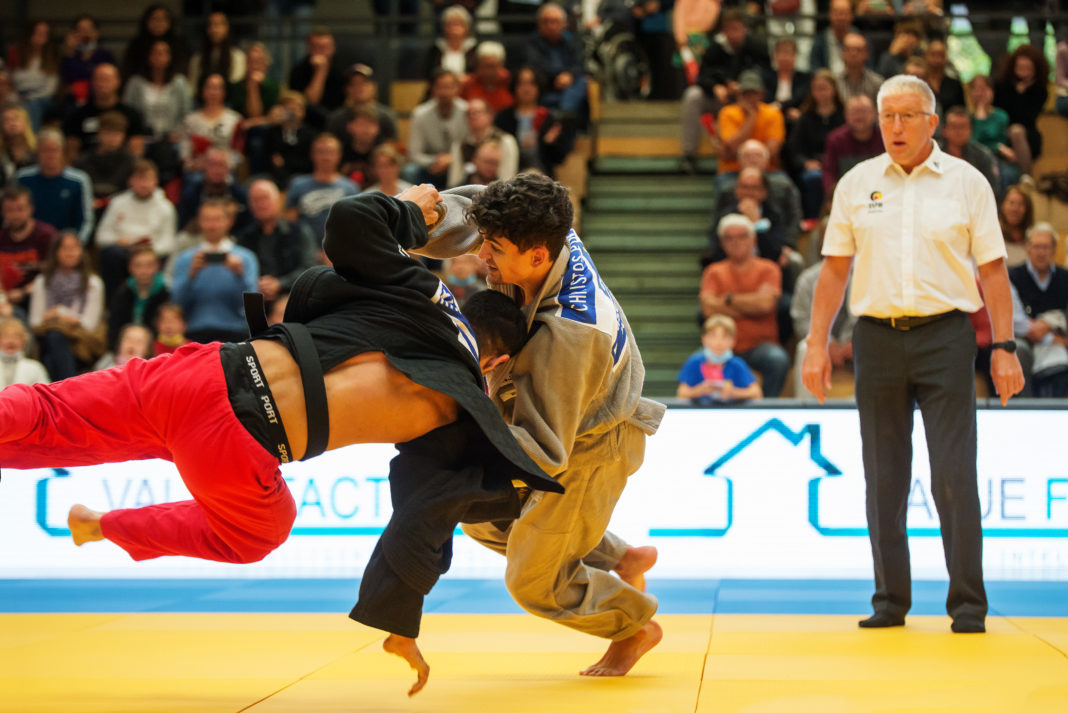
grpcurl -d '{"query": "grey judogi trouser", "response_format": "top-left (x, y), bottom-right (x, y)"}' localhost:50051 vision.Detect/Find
top-left (462, 421), bottom-right (658, 640)
top-left (853, 311), bottom-right (988, 623)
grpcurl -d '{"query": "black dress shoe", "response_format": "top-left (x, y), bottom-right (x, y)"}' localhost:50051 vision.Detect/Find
top-left (858, 612), bottom-right (905, 628)
top-left (951, 616), bottom-right (986, 633)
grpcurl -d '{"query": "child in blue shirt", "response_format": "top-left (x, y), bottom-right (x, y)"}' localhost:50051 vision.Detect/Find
top-left (677, 315), bottom-right (762, 404)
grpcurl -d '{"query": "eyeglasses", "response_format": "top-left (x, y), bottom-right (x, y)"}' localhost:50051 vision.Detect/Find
top-left (878, 111), bottom-right (931, 125)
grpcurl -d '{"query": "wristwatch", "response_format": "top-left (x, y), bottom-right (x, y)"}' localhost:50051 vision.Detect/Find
top-left (990, 340), bottom-right (1017, 353)
top-left (725, 293), bottom-right (733, 307)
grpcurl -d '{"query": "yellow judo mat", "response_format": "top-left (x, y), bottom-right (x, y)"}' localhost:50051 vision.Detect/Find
top-left (1, 613), bottom-right (1066, 713)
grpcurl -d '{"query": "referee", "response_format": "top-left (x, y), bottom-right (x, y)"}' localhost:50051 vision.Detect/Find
top-left (801, 75), bottom-right (1025, 634)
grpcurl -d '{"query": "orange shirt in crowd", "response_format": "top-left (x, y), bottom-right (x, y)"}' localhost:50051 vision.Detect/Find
top-left (699, 257), bottom-right (782, 353)
top-left (717, 102), bottom-right (786, 173)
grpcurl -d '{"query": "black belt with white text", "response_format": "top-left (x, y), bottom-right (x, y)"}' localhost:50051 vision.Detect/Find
top-left (219, 342), bottom-right (294, 464)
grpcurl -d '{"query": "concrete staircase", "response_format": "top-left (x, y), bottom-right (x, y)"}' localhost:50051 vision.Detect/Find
top-left (582, 147), bottom-right (718, 398)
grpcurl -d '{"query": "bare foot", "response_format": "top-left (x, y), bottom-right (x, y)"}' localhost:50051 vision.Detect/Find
top-left (613, 545), bottom-right (657, 592)
top-left (68, 505), bottom-right (104, 546)
top-left (382, 634), bottom-right (429, 696)
top-left (579, 620), bottom-right (662, 677)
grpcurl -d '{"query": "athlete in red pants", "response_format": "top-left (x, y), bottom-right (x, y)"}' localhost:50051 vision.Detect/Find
top-left (0, 340), bottom-right (296, 563)
top-left (0, 185), bottom-right (560, 696)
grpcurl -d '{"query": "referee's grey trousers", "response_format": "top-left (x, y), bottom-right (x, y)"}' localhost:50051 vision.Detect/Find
top-left (853, 311), bottom-right (988, 622)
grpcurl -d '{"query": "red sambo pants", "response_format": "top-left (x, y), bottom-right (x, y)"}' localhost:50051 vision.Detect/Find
top-left (0, 342), bottom-right (296, 563)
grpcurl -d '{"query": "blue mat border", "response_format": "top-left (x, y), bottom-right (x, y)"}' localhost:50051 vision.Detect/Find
top-left (1, 579), bottom-right (1066, 617)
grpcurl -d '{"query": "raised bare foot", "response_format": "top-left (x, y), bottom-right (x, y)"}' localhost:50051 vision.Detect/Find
top-left (579, 620), bottom-right (662, 677)
top-left (68, 505), bottom-right (104, 546)
top-left (382, 634), bottom-right (429, 696)
top-left (613, 545), bottom-right (657, 592)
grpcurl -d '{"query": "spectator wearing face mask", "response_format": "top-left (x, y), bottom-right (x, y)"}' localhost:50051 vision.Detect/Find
top-left (0, 316), bottom-right (50, 386)
top-left (676, 314), bottom-right (762, 405)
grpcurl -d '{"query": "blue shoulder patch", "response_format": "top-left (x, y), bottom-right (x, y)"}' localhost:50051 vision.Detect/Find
top-left (557, 231), bottom-right (628, 365)
top-left (558, 231), bottom-right (602, 325)
top-left (432, 281), bottom-right (480, 365)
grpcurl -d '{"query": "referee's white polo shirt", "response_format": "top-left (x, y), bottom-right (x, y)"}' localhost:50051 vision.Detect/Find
top-left (822, 142), bottom-right (1006, 319)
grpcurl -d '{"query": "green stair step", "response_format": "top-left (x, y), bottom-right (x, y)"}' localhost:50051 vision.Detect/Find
top-left (585, 235), bottom-right (707, 253)
top-left (610, 279), bottom-right (700, 294)
top-left (612, 285), bottom-right (704, 298)
top-left (637, 359), bottom-right (695, 379)
top-left (636, 344), bottom-right (697, 363)
top-left (627, 320), bottom-right (700, 335)
top-left (592, 155), bottom-right (718, 175)
top-left (619, 304), bottom-right (701, 318)
top-left (598, 122), bottom-right (686, 139)
top-left (641, 368), bottom-right (690, 398)
top-left (643, 370), bottom-right (688, 388)
top-left (599, 265), bottom-right (700, 278)
top-left (620, 311), bottom-right (698, 325)
top-left (587, 175), bottom-right (718, 194)
top-left (603, 275), bottom-right (702, 290)
top-left (623, 302), bottom-right (697, 312)
top-left (629, 322), bottom-right (701, 338)
top-left (628, 330), bottom-right (699, 341)
top-left (599, 100), bottom-right (681, 121)
top-left (644, 359), bottom-right (692, 371)
top-left (616, 298), bottom-right (700, 319)
top-left (645, 386), bottom-right (680, 399)
top-left (615, 286), bottom-right (700, 302)
top-left (585, 195), bottom-right (716, 212)
top-left (583, 213), bottom-right (710, 233)
top-left (594, 249), bottom-right (699, 266)
top-left (644, 365), bottom-right (693, 379)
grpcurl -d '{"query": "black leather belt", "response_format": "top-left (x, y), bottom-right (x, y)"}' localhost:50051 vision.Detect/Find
top-left (861, 310), bottom-right (960, 331)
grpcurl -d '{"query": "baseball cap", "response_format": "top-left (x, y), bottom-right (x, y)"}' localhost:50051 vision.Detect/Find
top-left (346, 63), bottom-right (373, 80)
top-left (738, 70), bottom-right (764, 93)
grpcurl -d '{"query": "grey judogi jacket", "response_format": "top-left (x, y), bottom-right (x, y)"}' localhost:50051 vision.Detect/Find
top-left (486, 230), bottom-right (665, 477)
top-left (413, 189), bottom-right (665, 475)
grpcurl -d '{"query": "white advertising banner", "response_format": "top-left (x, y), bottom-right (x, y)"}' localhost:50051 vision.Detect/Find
top-left (1, 407), bottom-right (1066, 580)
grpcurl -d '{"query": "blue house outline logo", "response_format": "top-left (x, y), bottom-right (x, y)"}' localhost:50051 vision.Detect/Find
top-left (648, 418), bottom-right (1068, 539)
top-left (31, 418), bottom-right (1068, 539)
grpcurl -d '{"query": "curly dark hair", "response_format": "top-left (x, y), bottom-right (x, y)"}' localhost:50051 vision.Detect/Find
top-left (997, 43), bottom-right (1051, 88)
top-left (465, 173), bottom-right (573, 256)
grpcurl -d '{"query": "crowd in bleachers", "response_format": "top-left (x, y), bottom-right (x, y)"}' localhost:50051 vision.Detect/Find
top-left (0, 2), bottom-right (1066, 400)
top-left (679, 1), bottom-right (1068, 402)
top-left (0, 2), bottom-right (590, 387)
